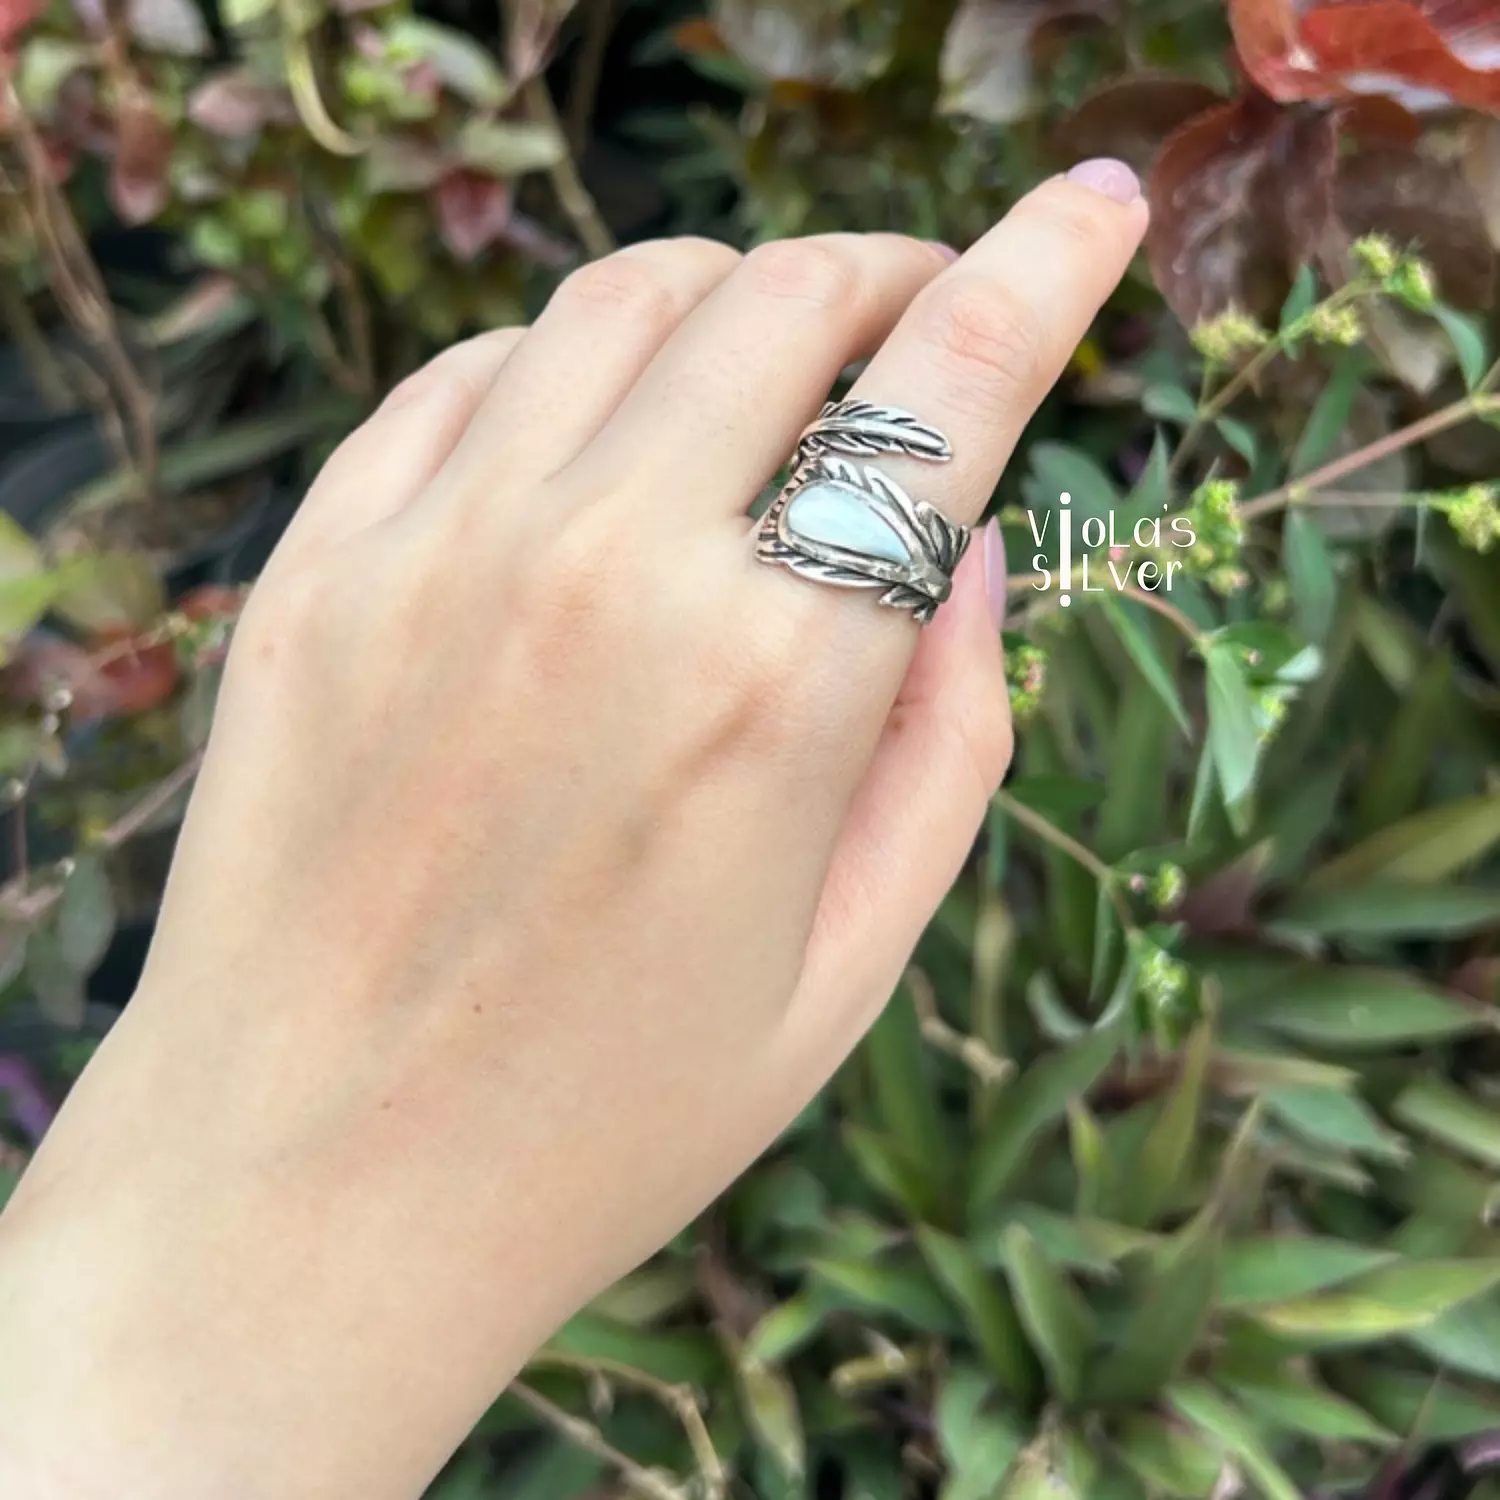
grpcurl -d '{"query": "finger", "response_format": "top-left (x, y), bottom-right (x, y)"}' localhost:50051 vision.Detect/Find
top-left (842, 164), bottom-right (1147, 531)
top-left (430, 237), bottom-right (742, 507)
top-left (752, 163), bottom-right (1145, 733)
top-left (571, 234), bottom-right (957, 517)
top-left (281, 328), bottom-right (524, 557)
top-left (775, 523), bottom-right (1012, 1071)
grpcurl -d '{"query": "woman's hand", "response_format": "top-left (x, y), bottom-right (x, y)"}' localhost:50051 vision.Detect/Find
top-left (0, 161), bottom-right (1146, 1500)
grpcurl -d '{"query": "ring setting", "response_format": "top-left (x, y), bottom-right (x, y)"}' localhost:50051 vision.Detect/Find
top-left (756, 400), bottom-right (968, 624)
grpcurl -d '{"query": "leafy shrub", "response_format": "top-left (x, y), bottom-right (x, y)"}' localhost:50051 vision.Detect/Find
top-left (4, 1), bottom-right (1500, 1498)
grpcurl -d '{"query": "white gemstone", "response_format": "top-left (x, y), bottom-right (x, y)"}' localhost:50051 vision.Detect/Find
top-left (784, 482), bottom-right (911, 564)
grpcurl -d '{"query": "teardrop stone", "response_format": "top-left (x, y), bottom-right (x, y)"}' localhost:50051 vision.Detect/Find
top-left (783, 482), bottom-right (911, 564)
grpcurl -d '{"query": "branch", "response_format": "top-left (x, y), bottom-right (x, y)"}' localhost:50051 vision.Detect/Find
top-left (509, 1380), bottom-right (689, 1500)
top-left (521, 73), bottom-right (614, 258)
top-left (992, 788), bottom-right (1133, 929)
top-left (1240, 392), bottom-right (1500, 521)
top-left (566, 0), bottom-right (614, 157)
top-left (905, 965), bottom-right (1012, 1086)
top-left (527, 1351), bottom-right (725, 1500)
top-left (1118, 585), bottom-right (1202, 645)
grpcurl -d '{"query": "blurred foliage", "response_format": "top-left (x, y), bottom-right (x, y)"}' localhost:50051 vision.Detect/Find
top-left (5, 0), bottom-right (1500, 1497)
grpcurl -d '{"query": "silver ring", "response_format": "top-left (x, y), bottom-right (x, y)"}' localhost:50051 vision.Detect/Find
top-left (756, 400), bottom-right (967, 625)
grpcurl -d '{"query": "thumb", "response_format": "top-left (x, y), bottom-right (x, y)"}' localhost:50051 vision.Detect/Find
top-left (778, 520), bottom-right (1013, 1070)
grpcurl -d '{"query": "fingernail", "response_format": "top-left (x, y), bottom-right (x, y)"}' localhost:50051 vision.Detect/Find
top-left (1065, 157), bottom-right (1141, 205)
top-left (925, 240), bottom-right (961, 263)
top-left (982, 518), bottom-right (1007, 630)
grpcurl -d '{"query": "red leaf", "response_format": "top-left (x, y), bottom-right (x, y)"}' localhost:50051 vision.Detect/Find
top-left (1053, 74), bottom-right (1225, 172)
top-left (433, 170), bottom-right (513, 262)
top-left (4, 632), bottom-right (177, 722)
top-left (0, 0), bottom-right (39, 48)
top-left (177, 584), bottom-right (244, 621)
top-left (1232, 0), bottom-right (1500, 114)
top-left (1303, 2), bottom-right (1500, 112)
top-left (187, 70), bottom-right (295, 138)
top-left (109, 99), bottom-right (173, 225)
top-left (1147, 91), bottom-right (1339, 327)
top-left (1332, 138), bottom-right (1495, 306)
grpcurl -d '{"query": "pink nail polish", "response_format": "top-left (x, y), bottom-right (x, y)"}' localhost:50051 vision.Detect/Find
top-left (982, 518), bottom-right (1007, 629)
top-left (1065, 157), bottom-right (1142, 205)
top-left (925, 240), bottom-right (961, 264)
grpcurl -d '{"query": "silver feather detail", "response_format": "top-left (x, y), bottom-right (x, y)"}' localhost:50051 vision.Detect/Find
top-left (796, 400), bottom-right (953, 465)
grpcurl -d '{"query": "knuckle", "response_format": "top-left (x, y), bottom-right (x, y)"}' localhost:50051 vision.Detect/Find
top-left (918, 277), bottom-right (1047, 405)
top-left (742, 238), bottom-right (862, 311)
top-left (555, 255), bottom-right (682, 332)
top-left (509, 512), bottom-right (623, 659)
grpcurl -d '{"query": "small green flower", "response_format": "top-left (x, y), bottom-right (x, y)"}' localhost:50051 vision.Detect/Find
top-left (1351, 233), bottom-right (1400, 281)
top-left (1149, 862), bottom-right (1186, 912)
top-left (1443, 484), bottom-right (1500, 553)
top-left (1306, 304), bottom-right (1364, 346)
top-left (1136, 943), bottom-right (1189, 1010)
top-left (1388, 257), bottom-right (1437, 313)
top-left (1007, 644), bottom-right (1048, 722)
top-left (1207, 564), bottom-right (1250, 596)
top-left (1190, 306), bottom-right (1269, 365)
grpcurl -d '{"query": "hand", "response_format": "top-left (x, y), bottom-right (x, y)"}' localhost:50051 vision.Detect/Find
top-left (0, 161), bottom-right (1146, 1500)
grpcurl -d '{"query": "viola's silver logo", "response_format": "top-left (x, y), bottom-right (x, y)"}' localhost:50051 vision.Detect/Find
top-left (1026, 493), bottom-right (1197, 604)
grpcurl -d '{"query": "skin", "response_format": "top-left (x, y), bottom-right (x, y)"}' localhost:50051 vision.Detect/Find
top-left (0, 165), bottom-right (1147, 1500)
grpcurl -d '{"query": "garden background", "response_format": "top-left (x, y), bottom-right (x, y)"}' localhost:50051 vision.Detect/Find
top-left (3, 0), bottom-right (1500, 1496)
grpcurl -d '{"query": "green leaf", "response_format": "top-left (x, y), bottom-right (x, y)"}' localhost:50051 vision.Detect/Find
top-left (1283, 511), bottom-right (1336, 645)
top-left (455, 118), bottom-right (564, 178)
top-left (1088, 1211), bottom-right (1221, 1404)
top-left (917, 1227), bottom-right (1037, 1402)
top-left (1097, 676), bottom-right (1171, 860)
top-left (1252, 1259), bottom-right (1500, 1340)
top-left (1125, 430), bottom-right (1173, 516)
top-left (51, 551), bottom-right (164, 635)
top-left (1307, 793), bottom-right (1500, 887)
top-left (936, 1365), bottom-right (1027, 1500)
top-left (1067, 1099), bottom-right (1109, 1217)
top-left (1216, 416), bottom-right (1257, 463)
top-left (1000, 1207), bottom-right (1158, 1274)
top-left (1118, 1021), bottom-right (1212, 1227)
top-left (1280, 265), bottom-right (1318, 330)
top-left (738, 1354), bottom-right (804, 1480)
top-left (844, 1126), bottom-right (944, 1222)
top-left (1352, 651), bottom-right (1452, 835)
top-left (1223, 1369), bottom-right (1395, 1444)
top-left (1243, 967), bottom-right (1485, 1048)
top-left (1204, 642), bottom-right (1260, 814)
top-left (1290, 353), bottom-right (1362, 476)
top-left (1098, 595), bottom-right (1191, 736)
top-left (1113, 1414), bottom-right (1225, 1499)
top-left (1394, 1076), bottom-right (1500, 1172)
top-left (1274, 882), bottom-right (1500, 937)
top-left (1330, 1363), bottom-right (1500, 1439)
top-left (866, 988), bottom-right (949, 1180)
top-left (969, 1026), bottom-right (1123, 1213)
top-left (809, 1256), bottom-right (965, 1337)
top-left (744, 1293), bottom-right (831, 1366)
top-left (546, 1313), bottom-right (721, 1386)
top-left (1434, 303), bottom-right (1489, 390)
top-left (1143, 385), bottom-right (1200, 425)
top-left (1262, 1086), bottom-right (1409, 1164)
top-left (1001, 1226), bottom-right (1095, 1403)
top-left (56, 853), bottom-right (116, 977)
top-left (1166, 1381), bottom-right (1300, 1500)
top-left (1408, 1293), bottom-right (1500, 1381)
top-left (0, 573), bottom-right (58, 652)
top-left (1028, 443), bottom-right (1120, 525)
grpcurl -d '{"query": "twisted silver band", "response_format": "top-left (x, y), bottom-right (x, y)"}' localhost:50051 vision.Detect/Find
top-left (755, 400), bottom-right (967, 625)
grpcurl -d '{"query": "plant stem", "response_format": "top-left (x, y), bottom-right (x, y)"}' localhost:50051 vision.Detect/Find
top-left (1240, 392), bottom-right (1500, 520)
top-left (527, 1351), bottom-right (725, 1500)
top-left (566, 0), bottom-right (614, 157)
top-left (522, 74), bottom-right (614, 258)
top-left (1119, 585), bottom-right (1202, 644)
top-left (509, 1381), bottom-right (689, 1500)
top-left (905, 965), bottom-right (1013, 1086)
top-left (992, 788), bottom-right (1132, 929)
